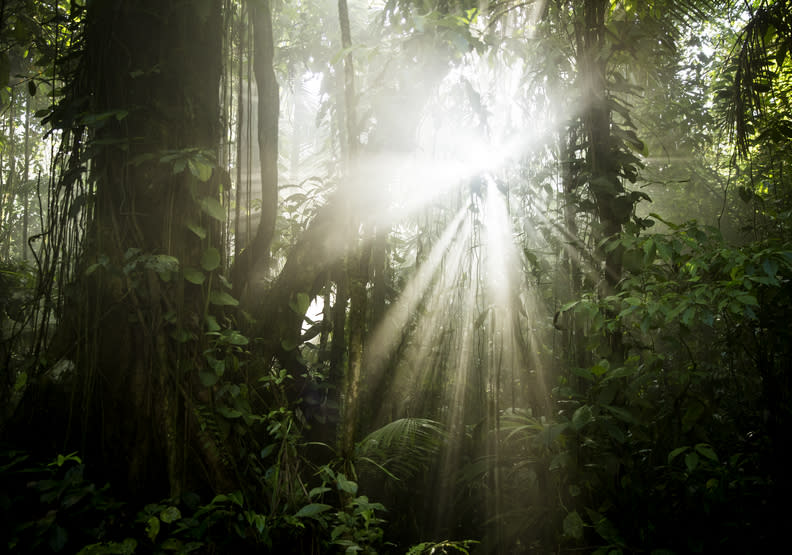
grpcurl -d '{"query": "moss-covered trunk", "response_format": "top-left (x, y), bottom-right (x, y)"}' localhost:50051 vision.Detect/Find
top-left (59, 0), bottom-right (229, 498)
top-left (576, 0), bottom-right (627, 362)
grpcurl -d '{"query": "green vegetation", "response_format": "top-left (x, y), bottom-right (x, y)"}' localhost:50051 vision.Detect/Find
top-left (2, 0), bottom-right (791, 552)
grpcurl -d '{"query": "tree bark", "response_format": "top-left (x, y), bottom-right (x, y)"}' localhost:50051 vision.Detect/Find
top-left (576, 0), bottom-right (625, 361)
top-left (21, 95), bottom-right (30, 261)
top-left (57, 0), bottom-right (229, 498)
top-left (0, 93), bottom-right (15, 258)
top-left (336, 0), bottom-right (368, 459)
top-left (233, 0), bottom-right (279, 299)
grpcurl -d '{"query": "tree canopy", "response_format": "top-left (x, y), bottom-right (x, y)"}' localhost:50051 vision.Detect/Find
top-left (1, 0), bottom-right (791, 553)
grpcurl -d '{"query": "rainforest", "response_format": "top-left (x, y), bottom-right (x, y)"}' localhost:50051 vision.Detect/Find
top-left (1, 0), bottom-right (791, 553)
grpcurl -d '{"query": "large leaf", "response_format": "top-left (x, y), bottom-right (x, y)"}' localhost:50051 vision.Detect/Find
top-left (563, 510), bottom-right (584, 540)
top-left (209, 291), bottom-right (239, 306)
top-left (571, 405), bottom-right (593, 431)
top-left (201, 247), bottom-right (221, 272)
top-left (184, 267), bottom-right (206, 285)
top-left (295, 503), bottom-right (332, 519)
top-left (200, 197), bottom-right (226, 221)
top-left (357, 418), bottom-right (446, 480)
top-left (336, 473), bottom-right (358, 495)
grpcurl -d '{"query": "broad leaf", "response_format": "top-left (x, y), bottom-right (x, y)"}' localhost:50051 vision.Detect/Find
top-left (563, 511), bottom-right (584, 540)
top-left (295, 503), bottom-right (332, 519)
top-left (201, 247), bottom-right (221, 272)
top-left (184, 267), bottom-right (205, 285)
top-left (209, 291), bottom-right (239, 306)
top-left (200, 197), bottom-right (226, 221)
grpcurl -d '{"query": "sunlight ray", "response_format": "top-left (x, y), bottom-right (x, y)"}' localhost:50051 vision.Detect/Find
top-left (366, 205), bottom-right (469, 374)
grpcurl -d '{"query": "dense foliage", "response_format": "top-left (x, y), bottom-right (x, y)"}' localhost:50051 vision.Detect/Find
top-left (2, 0), bottom-right (791, 553)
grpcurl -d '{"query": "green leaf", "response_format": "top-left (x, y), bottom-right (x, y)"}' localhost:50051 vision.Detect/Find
top-left (642, 239), bottom-right (657, 264)
top-left (591, 363), bottom-right (609, 377)
top-left (188, 158), bottom-right (213, 182)
top-left (13, 370), bottom-right (27, 393)
top-left (559, 300), bottom-right (580, 312)
top-left (228, 491), bottom-right (244, 506)
top-left (222, 330), bottom-right (249, 346)
top-left (309, 486), bottom-right (331, 498)
top-left (146, 516), bottom-right (160, 541)
top-left (205, 315), bottom-right (220, 332)
top-left (735, 294), bottom-right (758, 306)
top-left (681, 306), bottom-right (696, 328)
top-left (209, 291), bottom-right (239, 306)
top-left (85, 263), bottom-right (102, 276)
top-left (145, 254), bottom-right (180, 274)
top-left (200, 197), bottom-right (226, 221)
top-left (217, 406), bottom-right (242, 419)
top-left (184, 267), bottom-right (206, 285)
top-left (199, 370), bottom-right (218, 387)
top-left (563, 510), bottom-right (585, 540)
top-left (207, 356), bottom-right (225, 377)
top-left (602, 365), bottom-right (638, 381)
top-left (604, 405), bottom-right (637, 425)
top-left (201, 247), bottom-right (221, 272)
top-left (762, 258), bottom-right (779, 279)
top-left (571, 405), bottom-right (593, 431)
top-left (295, 503), bottom-right (332, 519)
top-left (668, 446), bottom-right (688, 464)
top-left (336, 473), bottom-right (358, 495)
top-left (160, 506), bottom-right (181, 523)
top-left (245, 510), bottom-right (267, 534)
top-left (187, 222), bottom-right (207, 240)
top-left (161, 538), bottom-right (184, 551)
top-left (571, 366), bottom-right (595, 382)
top-left (685, 451), bottom-right (699, 472)
top-left (77, 539), bottom-right (138, 555)
top-left (695, 443), bottom-right (718, 462)
top-left (211, 491), bottom-right (243, 506)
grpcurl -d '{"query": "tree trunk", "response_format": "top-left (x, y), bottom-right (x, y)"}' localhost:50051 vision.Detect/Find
top-left (370, 225), bottom-right (389, 328)
top-left (336, 0), bottom-right (368, 459)
top-left (21, 95), bottom-right (30, 261)
top-left (577, 0), bottom-right (625, 361)
top-left (0, 93), bottom-right (15, 258)
top-left (57, 0), bottom-right (229, 499)
top-left (233, 0), bottom-right (279, 299)
top-left (560, 125), bottom-right (589, 373)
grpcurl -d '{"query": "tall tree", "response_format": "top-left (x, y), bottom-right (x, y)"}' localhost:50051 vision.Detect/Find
top-left (232, 0), bottom-right (280, 299)
top-left (48, 0), bottom-right (230, 498)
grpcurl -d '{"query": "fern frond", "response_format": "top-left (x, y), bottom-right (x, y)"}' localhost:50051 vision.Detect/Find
top-left (356, 417), bottom-right (446, 480)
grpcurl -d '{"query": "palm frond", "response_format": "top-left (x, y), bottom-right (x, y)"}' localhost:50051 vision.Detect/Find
top-left (724, 0), bottom-right (792, 156)
top-left (356, 417), bottom-right (446, 480)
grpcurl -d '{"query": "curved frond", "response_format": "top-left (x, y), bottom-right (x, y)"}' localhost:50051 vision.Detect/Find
top-left (723, 0), bottom-right (792, 156)
top-left (356, 417), bottom-right (446, 480)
